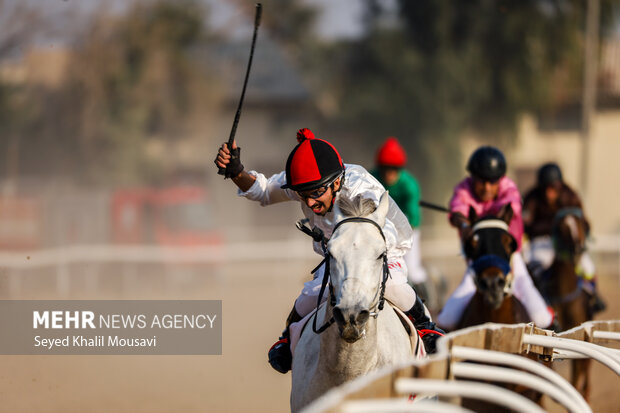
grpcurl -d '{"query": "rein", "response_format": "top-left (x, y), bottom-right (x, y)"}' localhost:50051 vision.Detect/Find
top-left (296, 217), bottom-right (391, 335)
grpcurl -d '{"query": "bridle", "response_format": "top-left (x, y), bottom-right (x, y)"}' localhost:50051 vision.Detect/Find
top-left (552, 208), bottom-right (586, 260)
top-left (296, 217), bottom-right (391, 334)
top-left (469, 219), bottom-right (515, 296)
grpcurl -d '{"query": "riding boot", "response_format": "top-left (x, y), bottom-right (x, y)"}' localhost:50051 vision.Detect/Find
top-left (582, 278), bottom-right (607, 315)
top-left (405, 296), bottom-right (445, 354)
top-left (546, 307), bottom-right (561, 332)
top-left (268, 305), bottom-right (302, 374)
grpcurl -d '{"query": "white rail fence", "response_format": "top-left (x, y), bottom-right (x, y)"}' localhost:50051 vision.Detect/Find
top-left (300, 320), bottom-right (620, 413)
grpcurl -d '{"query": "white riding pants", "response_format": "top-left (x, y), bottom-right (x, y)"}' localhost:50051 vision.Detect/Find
top-left (523, 236), bottom-right (596, 279)
top-left (404, 229), bottom-right (428, 284)
top-left (436, 253), bottom-right (552, 330)
top-left (294, 257), bottom-right (417, 317)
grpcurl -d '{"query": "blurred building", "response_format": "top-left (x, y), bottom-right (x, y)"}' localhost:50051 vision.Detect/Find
top-left (0, 3), bottom-right (317, 248)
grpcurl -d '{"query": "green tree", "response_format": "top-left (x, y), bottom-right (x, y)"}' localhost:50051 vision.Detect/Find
top-left (317, 0), bottom-right (616, 201)
top-left (257, 0), bottom-right (317, 55)
top-left (16, 0), bottom-right (214, 185)
top-left (0, 0), bottom-right (45, 188)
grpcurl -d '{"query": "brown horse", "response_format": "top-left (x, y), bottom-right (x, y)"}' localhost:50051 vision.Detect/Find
top-left (457, 204), bottom-right (542, 412)
top-left (541, 207), bottom-right (591, 399)
top-left (457, 204), bottom-right (530, 329)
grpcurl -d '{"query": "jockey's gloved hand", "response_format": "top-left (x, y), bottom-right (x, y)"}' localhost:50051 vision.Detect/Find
top-left (214, 142), bottom-right (244, 179)
top-left (450, 212), bottom-right (472, 243)
top-left (225, 146), bottom-right (244, 179)
top-left (406, 296), bottom-right (445, 354)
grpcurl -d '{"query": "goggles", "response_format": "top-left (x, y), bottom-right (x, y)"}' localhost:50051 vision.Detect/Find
top-left (297, 173), bottom-right (343, 200)
top-left (298, 185), bottom-right (330, 200)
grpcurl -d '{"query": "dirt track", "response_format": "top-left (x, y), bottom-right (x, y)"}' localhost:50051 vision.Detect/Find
top-left (0, 259), bottom-right (618, 412)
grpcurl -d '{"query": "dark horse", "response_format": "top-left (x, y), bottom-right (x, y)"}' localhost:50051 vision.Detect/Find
top-left (457, 204), bottom-right (541, 412)
top-left (540, 207), bottom-right (591, 399)
top-left (457, 204), bottom-right (530, 329)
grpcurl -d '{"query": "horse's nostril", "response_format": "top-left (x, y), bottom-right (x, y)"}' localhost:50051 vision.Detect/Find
top-left (497, 278), bottom-right (506, 288)
top-left (333, 307), bottom-right (345, 324)
top-left (357, 310), bottom-right (370, 325)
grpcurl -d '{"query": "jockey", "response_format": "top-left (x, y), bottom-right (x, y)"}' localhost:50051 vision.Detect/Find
top-left (522, 162), bottom-right (606, 314)
top-left (370, 137), bottom-right (429, 299)
top-left (436, 146), bottom-right (554, 331)
top-left (214, 128), bottom-right (445, 374)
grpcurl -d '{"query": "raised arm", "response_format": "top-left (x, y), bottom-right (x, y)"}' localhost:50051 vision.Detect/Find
top-left (214, 140), bottom-right (255, 192)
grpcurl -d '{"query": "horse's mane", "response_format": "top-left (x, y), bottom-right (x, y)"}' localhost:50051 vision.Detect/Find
top-left (337, 195), bottom-right (377, 218)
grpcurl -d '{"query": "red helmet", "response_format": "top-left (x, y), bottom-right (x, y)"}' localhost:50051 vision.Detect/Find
top-left (281, 128), bottom-right (344, 192)
top-left (376, 136), bottom-right (406, 168)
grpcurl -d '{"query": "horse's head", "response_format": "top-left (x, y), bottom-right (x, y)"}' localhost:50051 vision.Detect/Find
top-left (464, 204), bottom-right (517, 309)
top-left (327, 192), bottom-right (390, 343)
top-left (552, 208), bottom-right (587, 262)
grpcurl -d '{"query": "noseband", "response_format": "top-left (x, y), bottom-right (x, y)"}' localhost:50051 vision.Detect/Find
top-left (296, 217), bottom-right (391, 334)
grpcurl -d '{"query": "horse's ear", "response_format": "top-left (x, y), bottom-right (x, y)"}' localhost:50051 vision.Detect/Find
top-left (499, 203), bottom-right (514, 225)
top-left (468, 206), bottom-right (477, 223)
top-left (370, 192), bottom-right (389, 227)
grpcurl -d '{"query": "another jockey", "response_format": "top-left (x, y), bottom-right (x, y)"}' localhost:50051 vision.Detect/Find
top-left (522, 162), bottom-right (606, 314)
top-left (214, 128), bottom-right (444, 374)
top-left (436, 146), bottom-right (554, 331)
top-left (370, 137), bottom-right (429, 300)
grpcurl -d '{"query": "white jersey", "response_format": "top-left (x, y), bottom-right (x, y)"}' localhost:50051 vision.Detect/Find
top-left (238, 164), bottom-right (414, 261)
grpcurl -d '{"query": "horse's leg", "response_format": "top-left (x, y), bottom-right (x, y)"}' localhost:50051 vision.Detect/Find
top-left (567, 294), bottom-right (591, 401)
top-left (571, 358), bottom-right (591, 401)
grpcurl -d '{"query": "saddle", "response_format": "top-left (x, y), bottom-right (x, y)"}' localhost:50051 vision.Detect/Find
top-left (391, 303), bottom-right (425, 357)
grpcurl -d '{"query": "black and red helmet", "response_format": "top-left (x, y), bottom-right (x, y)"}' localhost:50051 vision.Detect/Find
top-left (281, 128), bottom-right (345, 192)
top-left (376, 136), bottom-right (406, 168)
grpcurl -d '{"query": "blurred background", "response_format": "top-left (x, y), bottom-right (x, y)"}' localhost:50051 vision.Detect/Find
top-left (1, 0), bottom-right (620, 412)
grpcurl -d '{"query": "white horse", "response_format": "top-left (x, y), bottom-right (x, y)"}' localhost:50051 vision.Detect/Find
top-left (291, 193), bottom-right (420, 412)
